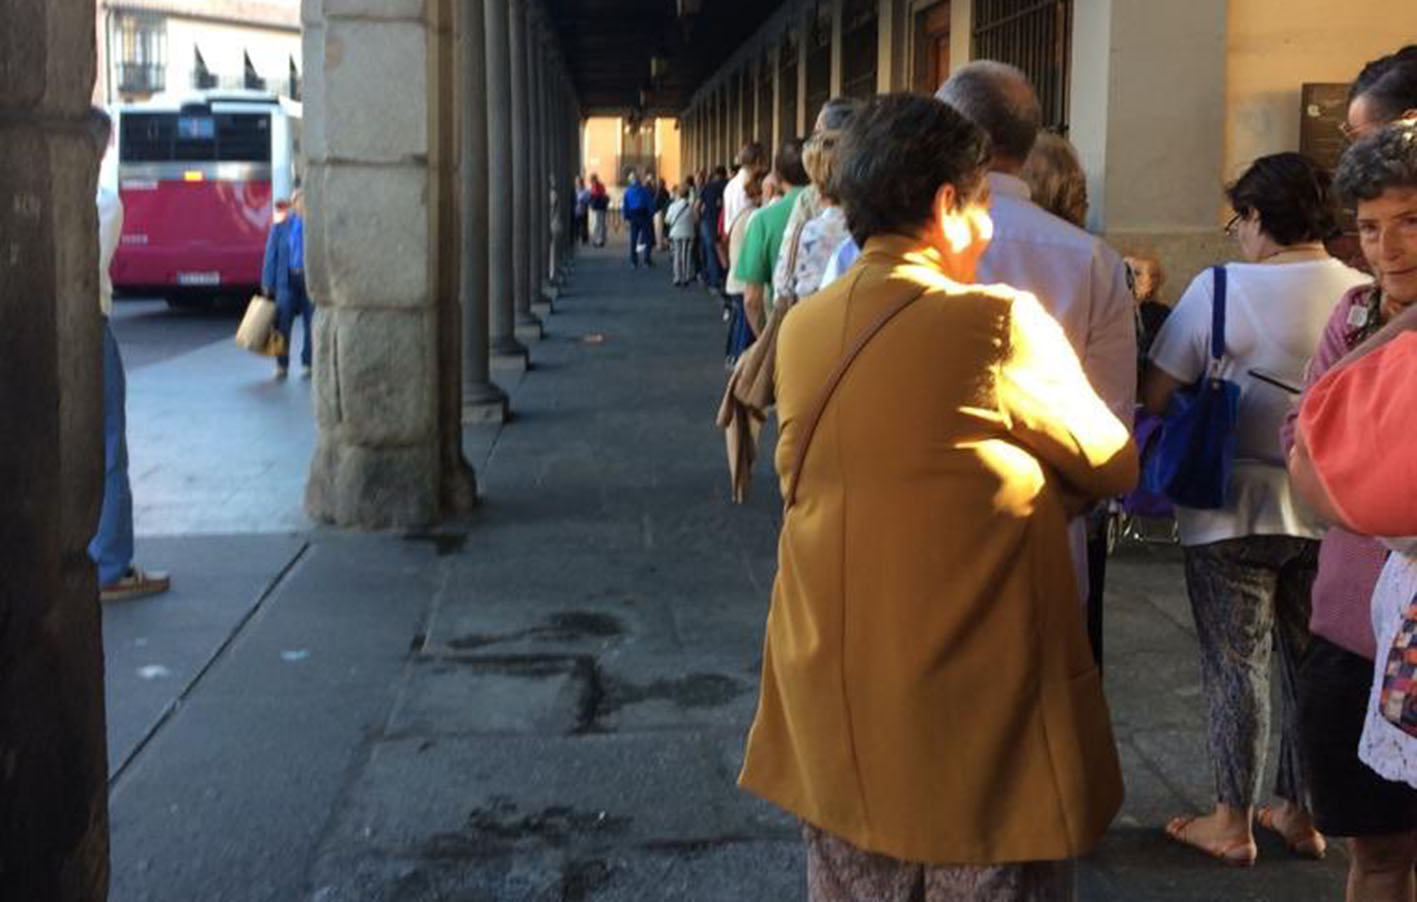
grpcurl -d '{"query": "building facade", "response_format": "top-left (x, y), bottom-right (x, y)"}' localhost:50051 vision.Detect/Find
top-left (679, 0), bottom-right (1416, 300)
top-left (96, 0), bottom-right (301, 104)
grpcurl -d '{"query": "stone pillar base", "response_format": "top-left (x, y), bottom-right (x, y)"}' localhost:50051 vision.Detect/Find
top-left (491, 348), bottom-right (530, 372)
top-left (461, 380), bottom-right (509, 424)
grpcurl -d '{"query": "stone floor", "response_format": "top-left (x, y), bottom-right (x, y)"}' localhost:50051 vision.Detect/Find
top-left (106, 241), bottom-right (1349, 900)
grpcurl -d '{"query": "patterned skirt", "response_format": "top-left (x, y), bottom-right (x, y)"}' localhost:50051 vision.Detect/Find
top-left (803, 824), bottom-right (1075, 902)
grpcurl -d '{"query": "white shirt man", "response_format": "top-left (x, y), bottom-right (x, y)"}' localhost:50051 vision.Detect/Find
top-left (721, 166), bottom-right (754, 239)
top-left (97, 183), bottom-right (123, 317)
top-left (979, 172), bottom-right (1136, 423)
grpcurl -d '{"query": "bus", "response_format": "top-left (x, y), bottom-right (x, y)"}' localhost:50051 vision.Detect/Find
top-left (109, 90), bottom-right (302, 305)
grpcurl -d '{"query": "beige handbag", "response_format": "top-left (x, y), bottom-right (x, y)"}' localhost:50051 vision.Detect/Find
top-left (235, 294), bottom-right (282, 356)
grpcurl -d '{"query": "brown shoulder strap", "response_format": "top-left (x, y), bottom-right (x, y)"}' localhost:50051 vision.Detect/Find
top-left (783, 285), bottom-right (928, 511)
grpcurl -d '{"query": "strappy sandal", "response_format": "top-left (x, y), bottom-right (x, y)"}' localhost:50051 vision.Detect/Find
top-left (1164, 816), bottom-right (1258, 867)
top-left (1255, 805), bottom-right (1327, 860)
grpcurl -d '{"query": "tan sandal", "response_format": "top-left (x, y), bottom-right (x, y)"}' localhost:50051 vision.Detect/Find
top-left (1164, 816), bottom-right (1258, 867)
top-left (1255, 805), bottom-right (1327, 860)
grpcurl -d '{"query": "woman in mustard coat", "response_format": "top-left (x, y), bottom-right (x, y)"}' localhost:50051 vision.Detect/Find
top-left (737, 94), bottom-right (1138, 901)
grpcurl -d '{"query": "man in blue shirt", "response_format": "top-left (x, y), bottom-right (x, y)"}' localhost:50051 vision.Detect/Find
top-left (621, 173), bottom-right (655, 268)
top-left (261, 189), bottom-right (313, 377)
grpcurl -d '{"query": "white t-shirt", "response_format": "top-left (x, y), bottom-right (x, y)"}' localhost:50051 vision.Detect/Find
top-left (97, 186), bottom-right (124, 318)
top-left (1149, 258), bottom-right (1368, 546)
top-left (722, 169), bottom-right (752, 239)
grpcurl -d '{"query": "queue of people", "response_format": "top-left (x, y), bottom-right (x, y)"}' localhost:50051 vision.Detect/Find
top-left (719, 44), bottom-right (1417, 902)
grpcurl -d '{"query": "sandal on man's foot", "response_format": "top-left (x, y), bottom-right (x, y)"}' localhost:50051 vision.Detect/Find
top-left (1255, 805), bottom-right (1327, 859)
top-left (1164, 816), bottom-right (1258, 867)
top-left (100, 566), bottom-right (171, 603)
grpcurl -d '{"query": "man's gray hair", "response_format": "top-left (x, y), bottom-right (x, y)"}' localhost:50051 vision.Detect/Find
top-left (936, 61), bottom-right (1041, 164)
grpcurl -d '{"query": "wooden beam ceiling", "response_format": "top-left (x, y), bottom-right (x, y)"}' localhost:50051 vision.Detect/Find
top-left (545, 0), bottom-right (784, 115)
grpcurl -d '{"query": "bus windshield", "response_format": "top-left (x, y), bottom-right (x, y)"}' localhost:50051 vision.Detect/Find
top-left (120, 111), bottom-right (272, 164)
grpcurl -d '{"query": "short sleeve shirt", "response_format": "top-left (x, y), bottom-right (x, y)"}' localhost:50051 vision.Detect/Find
top-left (1148, 258), bottom-right (1368, 545)
top-left (733, 186), bottom-right (804, 310)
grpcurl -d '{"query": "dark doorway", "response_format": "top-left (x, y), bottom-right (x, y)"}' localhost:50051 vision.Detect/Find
top-left (913, 2), bottom-right (952, 94)
top-left (841, 0), bottom-right (879, 98)
top-left (778, 27), bottom-right (799, 143)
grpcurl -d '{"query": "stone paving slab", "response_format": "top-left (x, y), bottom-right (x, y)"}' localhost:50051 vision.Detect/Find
top-left (325, 732), bottom-right (796, 856)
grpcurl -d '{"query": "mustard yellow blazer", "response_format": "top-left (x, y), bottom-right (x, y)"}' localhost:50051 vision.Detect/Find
top-left (738, 235), bottom-right (1138, 865)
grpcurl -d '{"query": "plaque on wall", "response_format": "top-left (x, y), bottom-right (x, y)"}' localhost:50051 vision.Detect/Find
top-left (1300, 82), bottom-right (1351, 172)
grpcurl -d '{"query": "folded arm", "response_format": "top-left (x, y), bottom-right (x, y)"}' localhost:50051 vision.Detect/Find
top-left (998, 292), bottom-right (1139, 501)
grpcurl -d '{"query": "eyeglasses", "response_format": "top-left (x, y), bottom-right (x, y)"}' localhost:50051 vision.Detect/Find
top-left (1224, 212), bottom-right (1243, 236)
top-left (1339, 120), bottom-right (1377, 144)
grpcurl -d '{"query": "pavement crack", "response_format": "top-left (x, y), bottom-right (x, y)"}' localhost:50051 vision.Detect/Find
top-left (107, 539), bottom-right (312, 790)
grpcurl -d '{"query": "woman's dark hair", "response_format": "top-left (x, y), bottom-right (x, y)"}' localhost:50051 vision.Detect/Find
top-left (835, 93), bottom-right (990, 247)
top-left (1225, 152), bottom-right (1340, 245)
top-left (1363, 61), bottom-right (1417, 123)
top-left (1350, 45), bottom-right (1417, 104)
top-left (773, 138), bottom-right (809, 187)
top-left (1335, 119), bottom-right (1417, 204)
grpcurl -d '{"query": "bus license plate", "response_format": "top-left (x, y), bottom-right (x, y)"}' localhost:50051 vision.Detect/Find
top-left (177, 271), bottom-right (221, 286)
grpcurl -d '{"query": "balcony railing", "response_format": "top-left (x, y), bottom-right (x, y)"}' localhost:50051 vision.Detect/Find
top-left (118, 61), bottom-right (166, 95)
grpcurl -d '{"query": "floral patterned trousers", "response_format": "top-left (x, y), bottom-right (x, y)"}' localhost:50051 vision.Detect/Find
top-left (803, 825), bottom-right (1075, 902)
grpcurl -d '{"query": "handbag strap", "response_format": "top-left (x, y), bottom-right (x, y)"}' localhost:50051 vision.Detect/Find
top-left (783, 286), bottom-right (929, 511)
top-left (1210, 266), bottom-right (1227, 362)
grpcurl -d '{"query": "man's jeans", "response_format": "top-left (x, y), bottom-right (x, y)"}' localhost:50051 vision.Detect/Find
top-left (629, 215), bottom-right (653, 266)
top-left (278, 273), bottom-right (313, 369)
top-left (699, 220), bottom-right (724, 289)
top-left (90, 321), bottom-right (133, 587)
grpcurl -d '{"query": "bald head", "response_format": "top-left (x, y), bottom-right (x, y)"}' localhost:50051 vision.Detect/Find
top-left (936, 61), bottom-right (1041, 172)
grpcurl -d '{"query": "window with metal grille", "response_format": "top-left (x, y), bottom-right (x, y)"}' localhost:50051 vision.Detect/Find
top-left (120, 111), bottom-right (273, 163)
top-left (971, 0), bottom-right (1073, 132)
top-left (757, 53), bottom-right (774, 144)
top-left (841, 0), bottom-right (878, 99)
top-left (804, 8), bottom-right (833, 130)
top-left (778, 29), bottom-right (799, 143)
top-left (115, 13), bottom-right (167, 95)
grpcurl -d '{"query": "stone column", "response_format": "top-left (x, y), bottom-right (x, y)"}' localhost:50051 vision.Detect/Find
top-left (483, 0), bottom-right (528, 369)
top-left (459, 0), bottom-right (508, 423)
top-left (303, 0), bottom-right (475, 527)
top-left (0, 0), bottom-right (110, 895)
top-left (1069, 0), bottom-right (1230, 295)
top-left (508, 0), bottom-right (542, 340)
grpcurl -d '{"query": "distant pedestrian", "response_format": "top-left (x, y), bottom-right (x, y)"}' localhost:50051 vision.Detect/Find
top-left (90, 107), bottom-right (171, 603)
top-left (261, 188), bottom-right (312, 378)
top-left (588, 173), bottom-right (609, 246)
top-left (654, 177), bottom-right (673, 251)
top-left (732, 139), bottom-right (808, 335)
top-left (622, 172), bottom-right (655, 268)
top-left (723, 142), bottom-right (769, 241)
top-left (574, 176), bottom-right (591, 246)
top-left (696, 165), bottom-right (730, 291)
top-left (666, 184), bottom-right (698, 287)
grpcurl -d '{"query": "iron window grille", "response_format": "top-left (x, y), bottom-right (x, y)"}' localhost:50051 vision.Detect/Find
top-left (971, 0), bottom-right (1073, 132)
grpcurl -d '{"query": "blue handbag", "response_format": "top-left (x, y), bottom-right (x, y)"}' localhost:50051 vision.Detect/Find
top-left (1142, 266), bottom-right (1240, 509)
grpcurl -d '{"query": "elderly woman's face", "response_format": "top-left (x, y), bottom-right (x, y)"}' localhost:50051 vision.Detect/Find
top-left (1356, 185), bottom-right (1417, 307)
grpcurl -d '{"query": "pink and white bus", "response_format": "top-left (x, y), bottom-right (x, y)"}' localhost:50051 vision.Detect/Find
top-left (110, 90), bottom-right (301, 304)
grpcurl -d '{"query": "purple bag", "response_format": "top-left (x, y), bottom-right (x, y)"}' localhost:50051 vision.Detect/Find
top-left (1121, 409), bottom-right (1175, 518)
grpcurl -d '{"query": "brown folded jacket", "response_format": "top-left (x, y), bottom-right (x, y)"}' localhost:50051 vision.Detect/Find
top-left (717, 217), bottom-right (811, 502)
top-left (716, 302), bottom-right (791, 503)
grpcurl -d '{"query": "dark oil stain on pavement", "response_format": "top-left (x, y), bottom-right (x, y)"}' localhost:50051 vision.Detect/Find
top-left (446, 611), bottom-right (625, 650)
top-left (421, 796), bottom-right (631, 859)
top-left (602, 672), bottom-right (744, 712)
